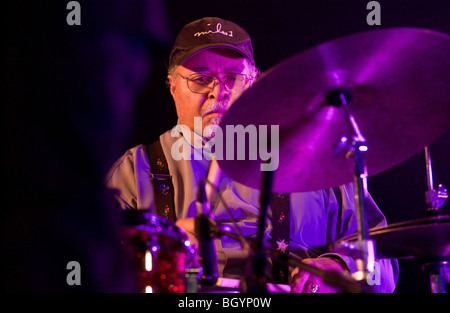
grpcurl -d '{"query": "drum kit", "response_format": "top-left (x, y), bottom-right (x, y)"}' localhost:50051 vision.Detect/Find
top-left (121, 27), bottom-right (450, 293)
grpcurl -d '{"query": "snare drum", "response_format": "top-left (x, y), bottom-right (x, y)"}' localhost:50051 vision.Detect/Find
top-left (121, 211), bottom-right (196, 293)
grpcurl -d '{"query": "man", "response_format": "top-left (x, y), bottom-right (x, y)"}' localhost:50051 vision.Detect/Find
top-left (106, 17), bottom-right (398, 293)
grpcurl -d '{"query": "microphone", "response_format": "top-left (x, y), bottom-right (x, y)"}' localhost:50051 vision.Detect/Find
top-left (195, 179), bottom-right (219, 286)
top-left (205, 158), bottom-right (221, 205)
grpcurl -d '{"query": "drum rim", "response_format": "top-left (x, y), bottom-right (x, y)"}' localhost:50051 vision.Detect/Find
top-left (122, 210), bottom-right (197, 261)
top-left (336, 215), bottom-right (450, 259)
top-left (341, 215), bottom-right (450, 241)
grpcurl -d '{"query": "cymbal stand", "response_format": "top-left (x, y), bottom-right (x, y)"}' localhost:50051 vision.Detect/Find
top-left (422, 146), bottom-right (449, 293)
top-left (328, 89), bottom-right (376, 287)
top-left (246, 168), bottom-right (273, 293)
top-left (424, 146), bottom-right (448, 215)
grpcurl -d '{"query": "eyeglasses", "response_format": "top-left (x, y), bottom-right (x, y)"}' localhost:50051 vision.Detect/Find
top-left (178, 73), bottom-right (254, 94)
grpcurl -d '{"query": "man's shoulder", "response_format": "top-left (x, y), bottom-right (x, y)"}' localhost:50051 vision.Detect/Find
top-left (117, 144), bottom-right (147, 163)
top-left (106, 127), bottom-right (186, 180)
top-left (105, 144), bottom-right (149, 182)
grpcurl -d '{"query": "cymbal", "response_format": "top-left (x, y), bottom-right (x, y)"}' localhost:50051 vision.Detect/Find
top-left (333, 215), bottom-right (450, 259)
top-left (217, 28), bottom-right (450, 192)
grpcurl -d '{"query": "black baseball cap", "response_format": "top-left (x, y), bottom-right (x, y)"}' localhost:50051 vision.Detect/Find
top-left (169, 17), bottom-right (254, 67)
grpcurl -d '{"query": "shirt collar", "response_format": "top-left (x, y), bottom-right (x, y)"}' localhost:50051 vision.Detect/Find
top-left (174, 121), bottom-right (215, 160)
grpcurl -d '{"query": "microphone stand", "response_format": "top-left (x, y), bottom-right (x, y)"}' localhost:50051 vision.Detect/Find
top-left (192, 159), bottom-right (222, 292)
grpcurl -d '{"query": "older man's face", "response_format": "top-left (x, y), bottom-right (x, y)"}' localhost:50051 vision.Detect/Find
top-left (168, 48), bottom-right (254, 139)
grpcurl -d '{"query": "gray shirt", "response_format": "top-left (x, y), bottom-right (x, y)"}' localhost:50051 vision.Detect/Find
top-left (106, 127), bottom-right (398, 292)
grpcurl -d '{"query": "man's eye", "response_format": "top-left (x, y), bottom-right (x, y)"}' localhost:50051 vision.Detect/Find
top-left (224, 75), bottom-right (238, 82)
top-left (192, 75), bottom-right (213, 84)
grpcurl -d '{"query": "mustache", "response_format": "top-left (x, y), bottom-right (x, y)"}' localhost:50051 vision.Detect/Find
top-left (202, 101), bottom-right (230, 116)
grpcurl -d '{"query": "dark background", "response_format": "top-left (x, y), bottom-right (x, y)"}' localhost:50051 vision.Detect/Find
top-left (3, 0), bottom-right (449, 293)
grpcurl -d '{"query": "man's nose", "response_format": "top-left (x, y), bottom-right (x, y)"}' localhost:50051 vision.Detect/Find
top-left (209, 80), bottom-right (230, 100)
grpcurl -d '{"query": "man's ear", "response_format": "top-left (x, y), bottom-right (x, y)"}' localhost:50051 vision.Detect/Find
top-left (167, 75), bottom-right (176, 97)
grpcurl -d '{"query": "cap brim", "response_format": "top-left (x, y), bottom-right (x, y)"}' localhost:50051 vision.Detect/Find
top-left (178, 43), bottom-right (254, 66)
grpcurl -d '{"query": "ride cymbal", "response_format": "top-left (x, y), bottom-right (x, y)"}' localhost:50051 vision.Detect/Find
top-left (218, 28), bottom-right (450, 192)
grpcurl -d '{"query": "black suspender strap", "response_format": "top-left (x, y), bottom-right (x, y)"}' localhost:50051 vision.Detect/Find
top-left (146, 140), bottom-right (176, 222)
top-left (271, 192), bottom-right (291, 284)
